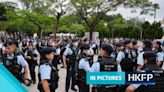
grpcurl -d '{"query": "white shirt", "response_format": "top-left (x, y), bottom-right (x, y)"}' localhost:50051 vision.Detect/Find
top-left (78, 58), bottom-right (91, 72)
top-left (91, 62), bottom-right (100, 72)
top-left (0, 43), bottom-right (3, 49)
top-left (137, 52), bottom-right (144, 66)
top-left (88, 47), bottom-right (94, 55)
top-left (39, 64), bottom-right (51, 80)
top-left (56, 48), bottom-right (61, 55)
top-left (95, 39), bottom-right (100, 46)
top-left (63, 47), bottom-right (73, 56)
top-left (116, 51), bottom-right (125, 62)
top-left (91, 44), bottom-right (96, 49)
top-left (116, 51), bottom-right (125, 72)
top-left (156, 51), bottom-right (164, 62)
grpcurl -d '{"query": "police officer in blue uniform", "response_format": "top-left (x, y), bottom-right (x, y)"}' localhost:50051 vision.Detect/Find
top-left (25, 42), bottom-right (40, 84)
top-left (63, 39), bottom-right (78, 92)
top-left (38, 47), bottom-right (59, 92)
top-left (120, 40), bottom-right (134, 71)
top-left (78, 43), bottom-right (91, 92)
top-left (153, 41), bottom-right (164, 68)
top-left (91, 44), bottom-right (117, 92)
top-left (115, 42), bottom-right (125, 72)
top-left (126, 40), bottom-right (163, 92)
top-left (2, 40), bottom-right (29, 85)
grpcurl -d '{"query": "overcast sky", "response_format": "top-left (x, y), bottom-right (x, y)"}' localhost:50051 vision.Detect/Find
top-left (1, 0), bottom-right (164, 21)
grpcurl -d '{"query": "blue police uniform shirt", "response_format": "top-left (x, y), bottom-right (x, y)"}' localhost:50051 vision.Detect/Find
top-left (7, 54), bottom-right (27, 68)
top-left (137, 52), bottom-right (144, 66)
top-left (55, 48), bottom-right (61, 55)
top-left (79, 58), bottom-right (91, 72)
top-left (63, 46), bottom-right (73, 56)
top-left (156, 51), bottom-right (164, 62)
top-left (91, 62), bottom-right (100, 72)
top-left (116, 51), bottom-right (125, 72)
top-left (39, 63), bottom-right (52, 80)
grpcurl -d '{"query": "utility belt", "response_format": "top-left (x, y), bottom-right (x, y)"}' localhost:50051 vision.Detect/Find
top-left (92, 85), bottom-right (117, 92)
top-left (66, 56), bottom-right (76, 65)
top-left (38, 81), bottom-right (51, 91)
top-left (78, 77), bottom-right (87, 88)
top-left (38, 79), bottom-right (58, 91)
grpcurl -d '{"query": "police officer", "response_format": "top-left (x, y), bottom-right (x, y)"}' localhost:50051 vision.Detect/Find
top-left (78, 44), bottom-right (91, 92)
top-left (2, 40), bottom-right (29, 85)
top-left (63, 39), bottom-right (78, 92)
top-left (115, 42), bottom-right (124, 72)
top-left (21, 39), bottom-right (28, 53)
top-left (52, 40), bottom-right (61, 71)
top-left (120, 40), bottom-right (134, 71)
top-left (38, 47), bottom-right (59, 92)
top-left (153, 41), bottom-right (164, 68)
top-left (91, 44), bottom-right (117, 92)
top-left (25, 42), bottom-right (40, 84)
top-left (126, 39), bottom-right (161, 92)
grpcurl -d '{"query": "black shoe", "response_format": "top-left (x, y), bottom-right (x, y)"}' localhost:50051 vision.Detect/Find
top-left (71, 88), bottom-right (77, 91)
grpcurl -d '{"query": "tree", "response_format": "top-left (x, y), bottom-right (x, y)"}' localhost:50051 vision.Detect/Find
top-left (5, 10), bottom-right (54, 37)
top-left (49, 0), bottom-right (71, 38)
top-left (142, 21), bottom-right (163, 39)
top-left (71, 0), bottom-right (156, 41)
top-left (153, 3), bottom-right (159, 20)
top-left (18, 0), bottom-right (71, 38)
top-left (0, 2), bottom-right (18, 31)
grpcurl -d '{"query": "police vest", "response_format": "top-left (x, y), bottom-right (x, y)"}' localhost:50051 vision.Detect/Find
top-left (2, 53), bottom-right (22, 82)
top-left (77, 58), bottom-right (88, 87)
top-left (66, 46), bottom-right (76, 61)
top-left (99, 57), bottom-right (117, 71)
top-left (27, 49), bottom-right (37, 57)
top-left (22, 42), bottom-right (27, 47)
top-left (120, 50), bottom-right (135, 72)
top-left (38, 60), bottom-right (59, 91)
top-left (143, 51), bottom-right (160, 71)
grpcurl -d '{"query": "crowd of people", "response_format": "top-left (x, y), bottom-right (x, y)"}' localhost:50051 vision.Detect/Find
top-left (0, 36), bottom-right (164, 92)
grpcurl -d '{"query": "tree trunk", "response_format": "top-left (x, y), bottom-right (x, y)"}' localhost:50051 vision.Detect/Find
top-left (37, 25), bottom-right (42, 39)
top-left (88, 26), bottom-right (94, 42)
top-left (53, 15), bottom-right (60, 39)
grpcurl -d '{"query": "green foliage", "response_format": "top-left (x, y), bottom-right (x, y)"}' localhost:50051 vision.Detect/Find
top-left (142, 21), bottom-right (163, 39)
top-left (0, 1), bottom-right (163, 39)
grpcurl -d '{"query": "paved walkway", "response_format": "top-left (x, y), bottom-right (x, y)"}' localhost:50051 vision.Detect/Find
top-left (27, 65), bottom-right (78, 92)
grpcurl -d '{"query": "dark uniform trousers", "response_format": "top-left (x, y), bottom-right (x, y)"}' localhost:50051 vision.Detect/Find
top-left (79, 84), bottom-right (89, 92)
top-left (28, 61), bottom-right (37, 81)
top-left (65, 60), bottom-right (76, 91)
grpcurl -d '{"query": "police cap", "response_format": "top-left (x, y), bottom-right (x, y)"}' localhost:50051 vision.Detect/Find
top-left (4, 40), bottom-right (17, 47)
top-left (41, 47), bottom-right (55, 55)
top-left (80, 44), bottom-right (90, 50)
top-left (115, 42), bottom-right (124, 47)
top-left (124, 39), bottom-right (131, 45)
top-left (101, 44), bottom-right (113, 55)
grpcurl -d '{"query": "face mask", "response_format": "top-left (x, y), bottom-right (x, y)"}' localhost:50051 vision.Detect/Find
top-left (74, 42), bottom-right (78, 47)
